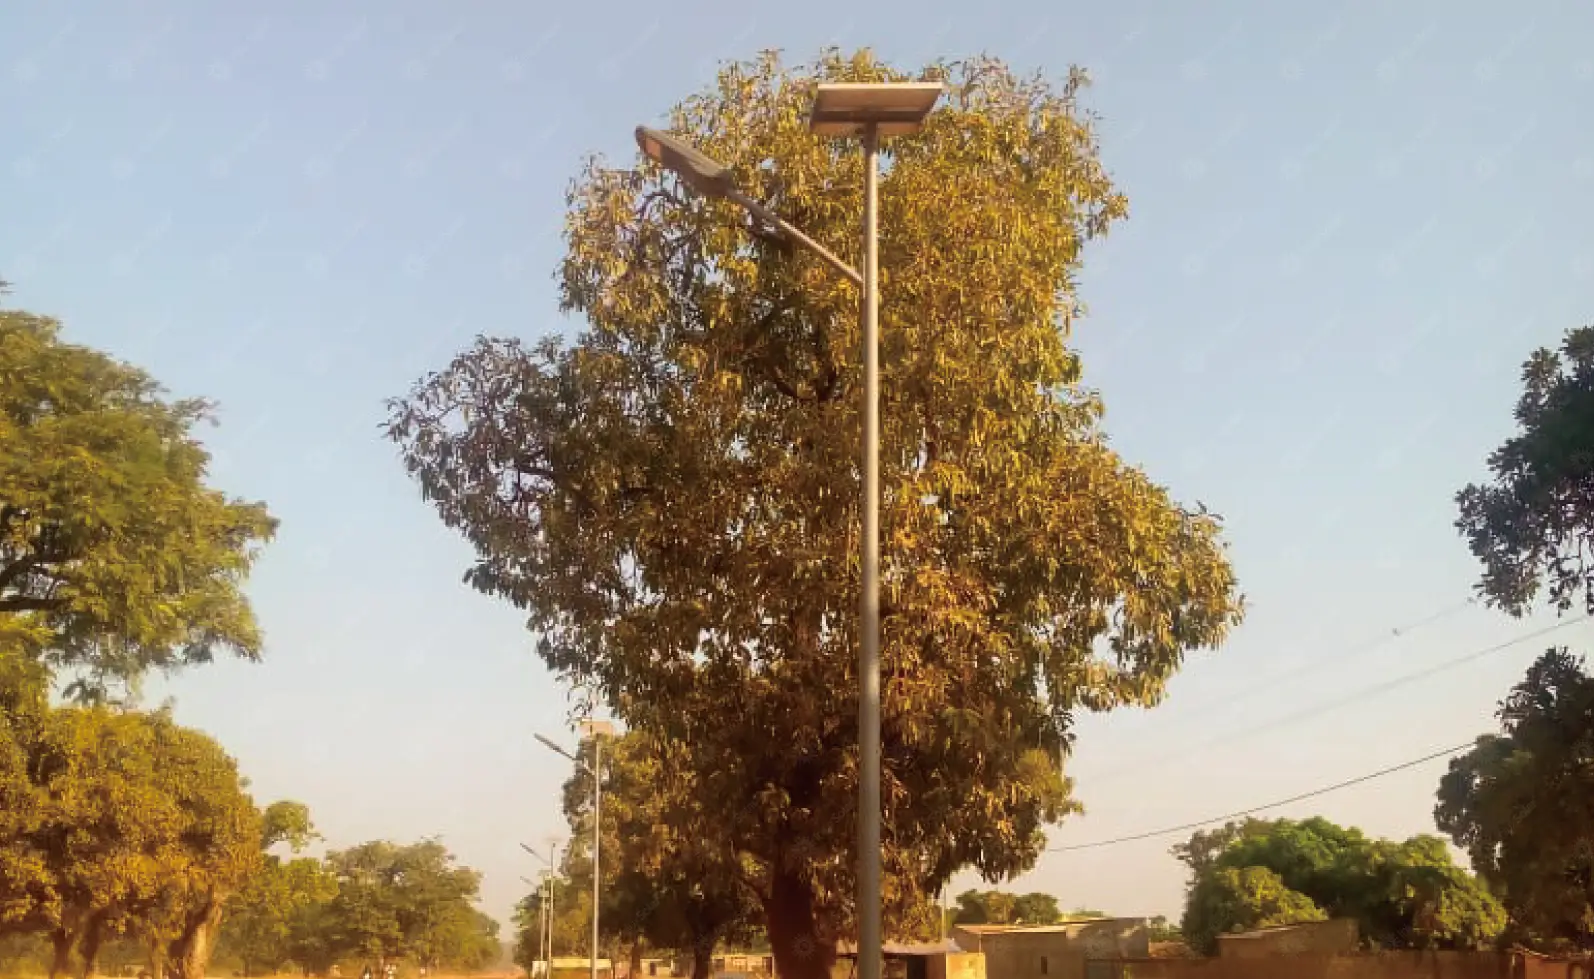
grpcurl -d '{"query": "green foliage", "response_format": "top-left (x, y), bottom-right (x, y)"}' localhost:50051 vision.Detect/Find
top-left (1457, 325), bottom-right (1594, 616)
top-left (950, 890), bottom-right (1064, 926)
top-left (1435, 647), bottom-right (1594, 952)
top-left (1176, 817), bottom-right (1505, 956)
top-left (0, 704), bottom-right (260, 979)
top-left (545, 731), bottom-right (761, 972)
top-left (216, 802), bottom-right (335, 976)
top-left (324, 839), bottom-right (488, 968)
top-left (1183, 865), bottom-right (1327, 954)
top-left (0, 310), bottom-right (277, 703)
top-left (515, 875), bottom-right (596, 967)
top-left (387, 47), bottom-right (1242, 979)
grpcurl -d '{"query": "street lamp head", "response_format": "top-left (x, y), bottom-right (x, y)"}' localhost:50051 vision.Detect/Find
top-left (534, 734), bottom-right (574, 761)
top-left (635, 126), bottom-right (735, 199)
top-left (809, 82), bottom-right (944, 137)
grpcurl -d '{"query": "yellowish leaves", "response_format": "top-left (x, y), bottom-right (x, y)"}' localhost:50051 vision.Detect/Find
top-left (391, 47), bottom-right (1244, 947)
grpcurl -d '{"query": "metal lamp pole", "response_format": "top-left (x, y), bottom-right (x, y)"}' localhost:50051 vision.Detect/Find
top-left (547, 857), bottom-right (558, 962)
top-left (521, 841), bottom-right (561, 972)
top-left (537, 721), bottom-right (614, 979)
top-left (519, 871), bottom-right (551, 973)
top-left (636, 80), bottom-right (940, 979)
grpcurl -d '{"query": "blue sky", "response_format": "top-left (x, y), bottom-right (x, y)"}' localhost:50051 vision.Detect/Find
top-left (3, 0), bottom-right (1593, 930)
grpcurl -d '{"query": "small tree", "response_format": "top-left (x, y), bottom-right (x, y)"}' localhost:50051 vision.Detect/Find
top-left (554, 732), bottom-right (760, 979)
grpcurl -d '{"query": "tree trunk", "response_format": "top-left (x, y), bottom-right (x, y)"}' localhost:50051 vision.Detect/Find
top-left (629, 940), bottom-right (643, 979)
top-left (765, 867), bottom-right (834, 979)
top-left (146, 934), bottom-right (168, 979)
top-left (80, 915), bottom-right (105, 979)
top-left (166, 893), bottom-right (227, 979)
top-left (689, 947), bottom-right (711, 979)
top-left (50, 929), bottom-right (73, 979)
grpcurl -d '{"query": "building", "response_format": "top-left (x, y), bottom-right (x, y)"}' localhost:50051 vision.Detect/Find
top-left (547, 958), bottom-right (615, 979)
top-left (712, 952), bottom-right (775, 975)
top-left (950, 920), bottom-right (1150, 979)
top-left (833, 940), bottom-right (985, 979)
top-left (1215, 919), bottom-right (1360, 959)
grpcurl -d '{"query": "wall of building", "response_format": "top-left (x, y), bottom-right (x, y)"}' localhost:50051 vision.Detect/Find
top-left (1519, 954), bottom-right (1592, 979)
top-left (928, 952), bottom-right (987, 979)
top-left (964, 922), bottom-right (1150, 979)
top-left (1107, 951), bottom-right (1511, 979)
top-left (1216, 920), bottom-right (1360, 959)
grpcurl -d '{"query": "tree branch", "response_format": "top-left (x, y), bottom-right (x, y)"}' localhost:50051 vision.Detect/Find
top-left (0, 596), bottom-right (65, 613)
top-left (0, 555), bottom-right (42, 595)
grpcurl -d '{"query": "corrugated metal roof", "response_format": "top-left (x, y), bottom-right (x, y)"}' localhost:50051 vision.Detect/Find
top-left (954, 919), bottom-right (1139, 935)
top-left (835, 940), bottom-right (965, 956)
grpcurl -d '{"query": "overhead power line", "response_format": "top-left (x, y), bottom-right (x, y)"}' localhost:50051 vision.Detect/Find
top-left (1202, 615), bottom-right (1590, 746)
top-left (1089, 614), bottom-right (1590, 788)
top-left (1168, 597), bottom-right (1480, 718)
top-left (1048, 742), bottom-right (1474, 853)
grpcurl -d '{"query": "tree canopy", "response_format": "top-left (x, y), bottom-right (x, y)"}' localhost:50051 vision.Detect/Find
top-left (322, 839), bottom-right (491, 970)
top-left (387, 47), bottom-right (1242, 979)
top-left (1176, 817), bottom-right (1505, 955)
top-left (1435, 647), bottom-right (1594, 952)
top-left (949, 890), bottom-right (1064, 926)
top-left (0, 703), bottom-right (260, 979)
top-left (1457, 325), bottom-right (1594, 616)
top-left (0, 310), bottom-right (277, 702)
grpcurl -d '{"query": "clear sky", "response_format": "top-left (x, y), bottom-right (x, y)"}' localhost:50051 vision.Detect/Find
top-left (4, 0), bottom-right (1593, 933)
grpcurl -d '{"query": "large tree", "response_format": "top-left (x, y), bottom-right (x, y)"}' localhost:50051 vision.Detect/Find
top-left (113, 712), bottom-right (262, 979)
top-left (0, 309), bottom-right (277, 702)
top-left (1175, 817), bottom-right (1505, 956)
top-left (0, 705), bottom-right (260, 979)
top-left (387, 49), bottom-right (1242, 979)
top-left (1435, 647), bottom-right (1594, 952)
top-left (1457, 325), bottom-right (1594, 616)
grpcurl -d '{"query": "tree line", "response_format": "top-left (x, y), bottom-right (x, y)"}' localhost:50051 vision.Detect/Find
top-left (0, 302), bottom-right (500, 978)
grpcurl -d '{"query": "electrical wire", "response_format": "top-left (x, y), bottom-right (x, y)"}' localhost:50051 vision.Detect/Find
top-left (1180, 615), bottom-right (1590, 751)
top-left (1163, 597), bottom-right (1480, 719)
top-left (1084, 614), bottom-right (1590, 788)
top-left (1047, 742), bottom-right (1474, 852)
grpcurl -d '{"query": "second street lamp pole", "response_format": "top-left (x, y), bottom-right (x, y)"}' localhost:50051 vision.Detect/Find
top-left (521, 841), bottom-right (561, 972)
top-left (536, 722), bottom-right (613, 979)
